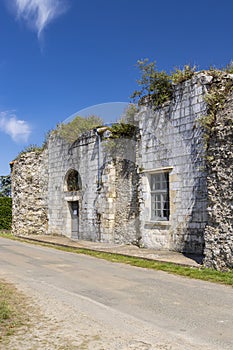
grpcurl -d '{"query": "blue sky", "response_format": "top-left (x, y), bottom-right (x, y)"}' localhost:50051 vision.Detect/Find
top-left (0, 0), bottom-right (233, 175)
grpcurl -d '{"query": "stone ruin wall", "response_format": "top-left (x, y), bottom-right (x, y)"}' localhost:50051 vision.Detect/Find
top-left (137, 73), bottom-right (210, 254)
top-left (10, 73), bottom-right (233, 270)
top-left (96, 158), bottom-right (140, 245)
top-left (10, 132), bottom-right (140, 244)
top-left (47, 132), bottom-right (99, 240)
top-left (11, 149), bottom-right (49, 236)
top-left (47, 131), bottom-right (140, 244)
top-left (203, 90), bottom-right (233, 270)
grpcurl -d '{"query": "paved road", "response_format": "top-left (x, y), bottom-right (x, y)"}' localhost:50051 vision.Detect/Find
top-left (0, 237), bottom-right (232, 350)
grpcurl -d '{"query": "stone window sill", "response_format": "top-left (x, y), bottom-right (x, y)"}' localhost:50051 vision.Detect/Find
top-left (145, 221), bottom-right (171, 229)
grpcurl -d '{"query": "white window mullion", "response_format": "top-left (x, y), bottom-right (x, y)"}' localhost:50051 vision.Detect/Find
top-left (150, 173), bottom-right (169, 221)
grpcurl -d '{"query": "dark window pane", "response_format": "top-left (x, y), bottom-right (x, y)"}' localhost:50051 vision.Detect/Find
top-left (67, 170), bottom-right (81, 191)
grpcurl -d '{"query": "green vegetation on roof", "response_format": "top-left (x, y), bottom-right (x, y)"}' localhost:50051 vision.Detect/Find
top-left (55, 115), bottom-right (104, 143)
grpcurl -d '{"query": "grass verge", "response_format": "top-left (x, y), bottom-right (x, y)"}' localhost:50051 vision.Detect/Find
top-left (0, 280), bottom-right (29, 342)
top-left (48, 246), bottom-right (233, 286)
top-left (0, 231), bottom-right (233, 286)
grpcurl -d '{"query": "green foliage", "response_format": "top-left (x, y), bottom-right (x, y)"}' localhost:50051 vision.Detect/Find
top-left (0, 175), bottom-right (11, 197)
top-left (41, 129), bottom-right (53, 148)
top-left (23, 144), bottom-right (43, 152)
top-left (223, 60), bottom-right (233, 74)
top-left (109, 122), bottom-right (137, 139)
top-left (102, 122), bottom-right (138, 157)
top-left (15, 129), bottom-right (52, 160)
top-left (0, 280), bottom-right (29, 340)
top-left (0, 197), bottom-right (12, 230)
top-left (200, 74), bottom-right (233, 149)
top-left (120, 103), bottom-right (139, 126)
top-left (131, 59), bottom-right (198, 108)
top-left (56, 115), bottom-right (103, 143)
top-left (131, 59), bottom-right (173, 108)
top-left (171, 64), bottom-right (196, 84)
top-left (0, 300), bottom-right (11, 322)
top-left (16, 144), bottom-right (44, 160)
top-left (208, 66), bottom-right (225, 78)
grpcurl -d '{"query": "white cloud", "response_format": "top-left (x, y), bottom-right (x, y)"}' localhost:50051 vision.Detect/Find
top-left (12, 0), bottom-right (68, 37)
top-left (0, 111), bottom-right (31, 143)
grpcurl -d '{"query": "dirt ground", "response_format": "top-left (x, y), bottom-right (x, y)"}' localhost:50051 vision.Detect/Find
top-left (0, 286), bottom-right (175, 350)
top-left (0, 282), bottom-right (203, 350)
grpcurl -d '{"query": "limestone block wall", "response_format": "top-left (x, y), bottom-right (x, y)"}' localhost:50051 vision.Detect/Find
top-left (11, 149), bottom-right (49, 236)
top-left (48, 131), bottom-right (140, 244)
top-left (48, 131), bottom-right (99, 240)
top-left (203, 90), bottom-right (233, 270)
top-left (137, 73), bottom-right (210, 253)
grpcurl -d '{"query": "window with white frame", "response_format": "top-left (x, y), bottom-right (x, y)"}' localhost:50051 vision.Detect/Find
top-left (150, 172), bottom-right (170, 221)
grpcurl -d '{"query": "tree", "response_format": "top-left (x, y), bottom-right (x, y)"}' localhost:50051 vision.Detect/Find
top-left (0, 197), bottom-right (12, 229)
top-left (131, 59), bottom-right (173, 108)
top-left (0, 175), bottom-right (11, 197)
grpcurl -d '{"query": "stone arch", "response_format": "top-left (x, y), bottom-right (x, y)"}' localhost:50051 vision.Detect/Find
top-left (64, 169), bottom-right (82, 192)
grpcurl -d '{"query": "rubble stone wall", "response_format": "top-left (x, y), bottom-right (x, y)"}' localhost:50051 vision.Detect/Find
top-left (203, 90), bottom-right (233, 270)
top-left (11, 149), bottom-right (49, 236)
top-left (96, 159), bottom-right (140, 244)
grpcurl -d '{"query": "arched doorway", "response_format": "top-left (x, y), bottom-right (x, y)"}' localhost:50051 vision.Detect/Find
top-left (64, 169), bottom-right (82, 238)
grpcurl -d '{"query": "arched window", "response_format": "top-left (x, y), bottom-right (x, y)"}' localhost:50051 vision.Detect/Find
top-left (66, 169), bottom-right (81, 192)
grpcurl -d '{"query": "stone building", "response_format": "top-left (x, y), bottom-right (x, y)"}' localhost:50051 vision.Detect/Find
top-left (11, 71), bottom-right (233, 270)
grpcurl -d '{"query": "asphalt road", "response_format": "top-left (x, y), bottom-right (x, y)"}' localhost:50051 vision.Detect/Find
top-left (0, 237), bottom-right (232, 350)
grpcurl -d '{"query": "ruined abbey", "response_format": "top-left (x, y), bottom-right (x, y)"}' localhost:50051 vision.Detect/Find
top-left (11, 71), bottom-right (233, 270)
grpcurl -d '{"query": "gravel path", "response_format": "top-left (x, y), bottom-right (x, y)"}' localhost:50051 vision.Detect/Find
top-left (0, 278), bottom-right (214, 350)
